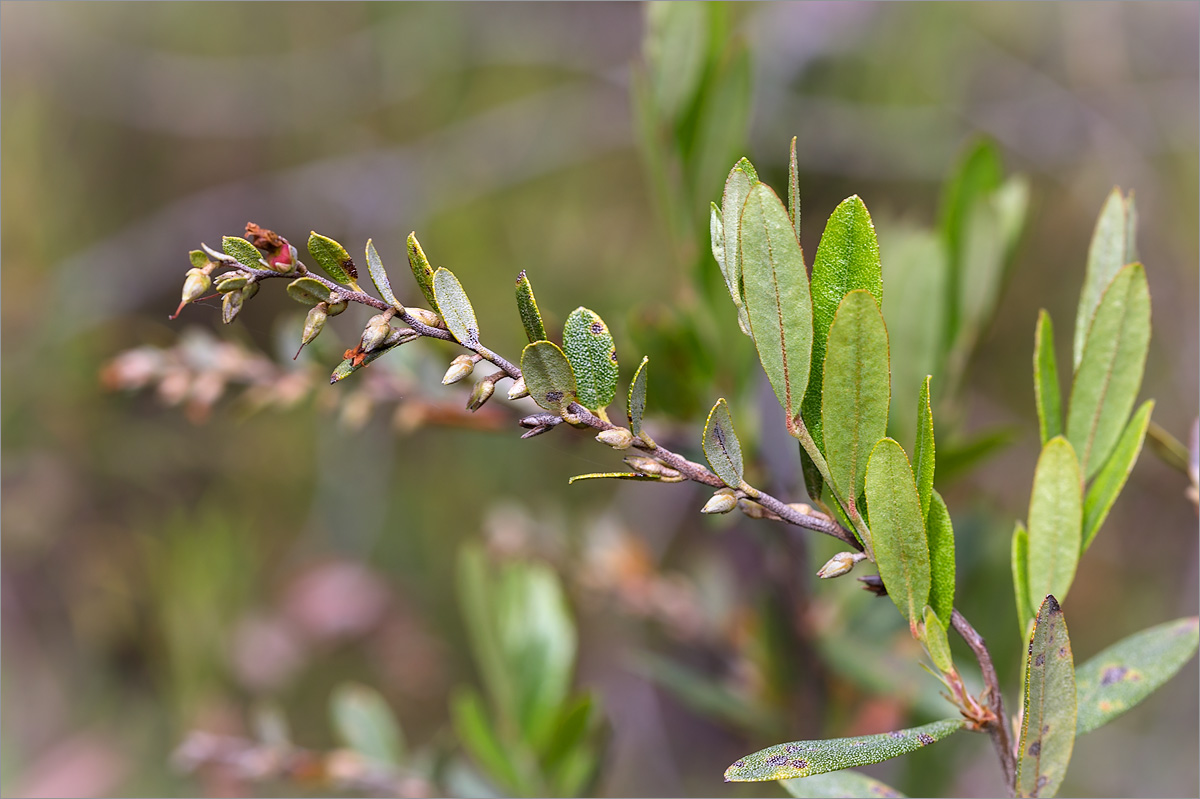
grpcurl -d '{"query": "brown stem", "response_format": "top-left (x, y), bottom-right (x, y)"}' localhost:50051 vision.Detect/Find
top-left (952, 608), bottom-right (1015, 794)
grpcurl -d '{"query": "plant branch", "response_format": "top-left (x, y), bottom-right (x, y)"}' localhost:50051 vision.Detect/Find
top-left (951, 608), bottom-right (1015, 794)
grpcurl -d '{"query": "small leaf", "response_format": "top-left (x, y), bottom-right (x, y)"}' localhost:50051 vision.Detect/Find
top-left (568, 472), bottom-right (660, 485)
top-left (406, 232), bottom-right (439, 312)
top-left (1026, 437), bottom-right (1082, 612)
top-left (628, 356), bottom-right (649, 436)
top-left (515, 270), bottom-right (547, 344)
top-left (1082, 400), bottom-right (1153, 551)
top-left (286, 276), bottom-right (333, 306)
top-left (803, 195), bottom-right (883, 454)
top-left (913, 376), bottom-right (935, 522)
top-left (703, 398), bottom-right (743, 489)
top-left (562, 307), bottom-right (618, 410)
top-left (922, 606), bottom-right (954, 673)
top-left (307, 231), bottom-right (359, 287)
top-left (710, 203), bottom-right (725, 275)
top-left (330, 682), bottom-right (405, 766)
top-left (365, 239), bottom-right (401, 309)
top-left (189, 250), bottom-right (209, 270)
top-left (642, 0), bottom-right (708, 123)
top-left (865, 438), bottom-right (931, 629)
top-left (1066, 263), bottom-right (1151, 479)
top-left (521, 341), bottom-right (577, 414)
top-left (788, 136), bottom-right (801, 239)
top-left (926, 490), bottom-right (955, 630)
top-left (1075, 616), bottom-right (1199, 735)
top-left (781, 769), bottom-right (905, 798)
top-left (433, 268), bottom-right (480, 347)
top-left (222, 235), bottom-right (263, 267)
top-left (1011, 522), bottom-right (1034, 638)
top-left (452, 688), bottom-right (522, 794)
top-left (1016, 595), bottom-right (1076, 799)
top-left (822, 290), bottom-right (890, 507)
top-left (724, 719), bottom-right (965, 782)
top-left (1075, 188), bottom-right (1137, 368)
top-left (719, 159), bottom-right (759, 332)
top-left (1034, 310), bottom-right (1063, 445)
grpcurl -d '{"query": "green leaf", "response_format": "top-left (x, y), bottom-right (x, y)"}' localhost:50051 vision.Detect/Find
top-left (926, 490), bottom-right (955, 630)
top-left (631, 650), bottom-right (777, 735)
top-left (568, 472), bottom-right (660, 485)
top-left (720, 158), bottom-right (759, 334)
top-left (364, 239), bottom-right (401, 309)
top-left (1075, 616), bottom-right (1199, 735)
top-left (865, 438), bottom-right (931, 629)
top-left (1066, 263), bottom-right (1151, 479)
top-left (222, 235), bottom-right (263, 268)
top-left (1016, 595), bottom-right (1076, 799)
top-left (515, 270), bottom-right (547, 344)
top-left (703, 398), bottom-right (743, 489)
top-left (1034, 310), bottom-right (1063, 445)
top-left (627, 356), bottom-right (649, 436)
top-left (643, 0), bottom-right (708, 124)
top-left (710, 203), bottom-right (725, 275)
top-left (307, 231), bottom-right (359, 287)
top-left (285, 276), bottom-right (332, 306)
top-left (922, 606), bottom-right (954, 673)
top-left (724, 719), bottom-right (965, 782)
top-left (1075, 188), bottom-right (1137, 368)
top-left (781, 769), bottom-right (905, 798)
top-left (452, 688), bottom-right (522, 794)
top-left (540, 692), bottom-right (601, 784)
top-left (562, 307), bottom-right (618, 411)
top-left (406, 232), bottom-right (439, 312)
top-left (433, 268), bottom-right (480, 347)
top-left (1082, 400), bottom-right (1153, 552)
top-left (1026, 437), bottom-right (1082, 612)
top-left (330, 682), bottom-right (405, 766)
top-left (803, 196), bottom-right (883, 454)
top-left (457, 546), bottom-right (517, 731)
top-left (189, 249), bottom-right (209, 270)
top-left (788, 136), bottom-right (801, 239)
top-left (521, 341), bottom-right (577, 414)
top-left (936, 426), bottom-right (1016, 482)
top-left (913, 375), bottom-right (935, 522)
top-left (822, 290), bottom-right (890, 507)
top-left (1011, 522), bottom-right (1034, 638)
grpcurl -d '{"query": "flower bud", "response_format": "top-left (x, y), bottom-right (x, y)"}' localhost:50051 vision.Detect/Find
top-left (182, 268), bottom-right (211, 303)
top-left (507, 376), bottom-right (529, 400)
top-left (701, 489), bottom-right (738, 514)
top-left (596, 427), bottom-right (634, 450)
top-left (359, 314), bottom-right (392, 353)
top-left (221, 288), bottom-right (244, 324)
top-left (442, 354), bottom-right (477, 385)
top-left (408, 307), bottom-right (445, 329)
top-left (295, 303), bottom-right (329, 359)
top-left (817, 551), bottom-right (859, 579)
top-left (466, 378), bottom-right (496, 411)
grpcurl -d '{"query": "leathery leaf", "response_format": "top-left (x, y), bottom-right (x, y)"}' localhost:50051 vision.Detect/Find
top-left (1034, 310), bottom-right (1063, 445)
top-left (925, 490), bottom-right (955, 630)
top-left (1082, 400), bottom-right (1153, 552)
top-left (1074, 188), bottom-right (1137, 369)
top-left (521, 341), bottom-right (577, 414)
top-left (307, 231), bottom-right (359, 288)
top-left (364, 239), bottom-right (401, 310)
top-left (433, 268), bottom-right (479, 347)
top-left (562, 307), bottom-right (618, 411)
top-left (781, 769), bottom-right (905, 798)
top-left (719, 158), bottom-right (759, 333)
top-left (515, 270), bottom-right (547, 343)
top-left (1026, 437), bottom-right (1082, 612)
top-left (703, 398), bottom-right (743, 489)
top-left (628, 356), bottom-right (649, 436)
top-left (1016, 595), bottom-right (1076, 799)
top-left (913, 375), bottom-right (935, 521)
top-left (865, 438), bottom-right (930, 630)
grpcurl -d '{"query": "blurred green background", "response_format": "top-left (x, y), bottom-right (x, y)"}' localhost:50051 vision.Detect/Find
top-left (2, 3), bottom-right (1196, 797)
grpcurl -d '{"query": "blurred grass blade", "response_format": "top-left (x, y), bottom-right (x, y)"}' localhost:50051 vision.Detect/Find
top-left (1034, 310), bottom-right (1063, 445)
top-left (222, 235), bottom-right (263, 268)
top-left (286, 276), bottom-right (332, 306)
top-left (457, 546), bottom-right (517, 729)
top-left (365, 239), bottom-right (401, 310)
top-left (1074, 189), bottom-right (1137, 368)
top-left (515, 270), bottom-right (547, 343)
top-left (913, 375), bottom-right (935, 521)
top-left (865, 438), bottom-right (931, 631)
top-left (691, 42), bottom-right (752, 217)
top-left (521, 341), bottom-right (578, 413)
top-left (307, 231), bottom-right (359, 288)
top-left (788, 136), bottom-right (801, 238)
top-left (926, 490), bottom-right (955, 630)
top-left (720, 158), bottom-right (759, 333)
top-left (1066, 263), bottom-right (1151, 479)
top-left (1016, 595), bottom-right (1076, 799)
top-left (804, 196), bottom-right (883, 453)
top-left (1026, 437), bottom-right (1082, 611)
top-left (922, 606), bottom-right (954, 673)
top-left (781, 769), bottom-right (905, 798)
top-left (724, 719), bottom-right (964, 781)
top-left (562, 307), bottom-right (618, 411)
top-left (1011, 522), bottom-right (1034, 638)
top-left (822, 290), bottom-right (890, 506)
top-left (433, 268), bottom-right (480, 347)
top-left (1082, 400), bottom-right (1153, 552)
top-left (628, 356), bottom-right (649, 435)
top-left (703, 398), bottom-right (743, 488)
top-left (407, 232), bottom-right (440, 312)
top-left (1075, 617), bottom-right (1199, 735)
top-left (452, 687), bottom-right (522, 794)
top-left (330, 682), bottom-right (405, 766)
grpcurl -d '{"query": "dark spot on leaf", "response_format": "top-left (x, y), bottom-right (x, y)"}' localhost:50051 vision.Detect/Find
top-left (341, 258), bottom-right (358, 279)
top-left (1101, 665), bottom-right (1129, 685)
top-left (1035, 653), bottom-right (1045, 667)
top-left (733, 760), bottom-right (745, 769)
top-left (1028, 741), bottom-right (1041, 756)
top-left (888, 731), bottom-right (905, 739)
top-left (546, 390), bottom-right (563, 404)
top-left (590, 322), bottom-right (604, 335)
top-left (784, 744), bottom-right (801, 753)
top-left (790, 759), bottom-right (807, 770)
top-left (1037, 776), bottom-right (1049, 790)
top-left (610, 350), bottom-right (618, 362)
top-left (765, 754), bottom-right (788, 767)
top-left (1058, 646), bottom-right (1068, 658)
top-left (917, 733), bottom-right (934, 745)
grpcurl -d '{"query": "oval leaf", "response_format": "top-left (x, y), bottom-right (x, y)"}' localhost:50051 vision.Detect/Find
top-left (822, 290), bottom-right (890, 507)
top-left (913, 376), bottom-right (935, 522)
top-left (1075, 616), bottom-right (1199, 735)
top-left (720, 158), bottom-right (759, 332)
top-left (365, 239), bottom-right (401, 309)
top-left (1026, 437), bottom-right (1082, 611)
top-left (515, 270), bottom-right (547, 344)
top-left (922, 606), bottom-right (954, 673)
top-left (406, 232), bottom-right (439, 312)
top-left (741, 182), bottom-right (813, 430)
top-left (1016, 595), bottom-right (1076, 799)
top-left (307, 231), bottom-right (359, 287)
top-left (1066, 263), bottom-right (1151, 479)
top-left (330, 682), bottom-right (405, 766)
top-left (724, 719), bottom-right (964, 782)
top-left (1034, 310), bottom-right (1063, 445)
top-left (703, 398), bottom-right (743, 489)
top-left (222, 235), bottom-right (263, 268)
top-left (926, 490), bottom-right (955, 630)
top-left (865, 438), bottom-right (931, 629)
top-left (1074, 188), bottom-right (1137, 368)
top-left (803, 195), bottom-right (882, 454)
top-left (286, 276), bottom-right (333, 306)
top-left (562, 307), bottom-right (618, 410)
top-left (433, 268), bottom-right (479, 347)
top-left (781, 769), bottom-right (905, 798)
top-left (521, 341), bottom-right (577, 414)
top-left (628, 356), bottom-right (649, 436)
top-left (1011, 521), bottom-right (1034, 638)
top-left (1082, 400), bottom-right (1153, 552)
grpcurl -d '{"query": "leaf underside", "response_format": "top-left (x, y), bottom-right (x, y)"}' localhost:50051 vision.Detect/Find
top-left (703, 398), bottom-right (743, 488)
top-left (1016, 595), bottom-right (1076, 799)
top-left (433, 268), bottom-right (480, 347)
top-left (628, 356), bottom-right (649, 435)
top-left (365, 239), bottom-right (400, 309)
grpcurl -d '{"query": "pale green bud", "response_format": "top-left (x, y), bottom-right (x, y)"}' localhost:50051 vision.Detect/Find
top-left (181, 268), bottom-right (211, 304)
top-left (240, 281), bottom-right (259, 301)
top-left (442, 354), bottom-right (476, 385)
top-left (327, 299), bottom-right (348, 316)
top-left (596, 427), bottom-right (634, 450)
top-left (466, 378), bottom-right (496, 411)
top-left (816, 551), bottom-right (859, 579)
top-left (701, 489), bottom-right (738, 514)
top-left (301, 303), bottom-right (328, 343)
top-left (408, 307), bottom-right (445, 329)
top-left (506, 376), bottom-right (529, 400)
top-left (623, 456), bottom-right (684, 481)
top-left (359, 314), bottom-right (392, 352)
top-left (221, 289), bottom-right (243, 324)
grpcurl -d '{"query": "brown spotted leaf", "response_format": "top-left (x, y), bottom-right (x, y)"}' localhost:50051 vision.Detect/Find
top-left (781, 769), bottom-right (905, 798)
top-left (703, 398), bottom-right (743, 489)
top-left (1016, 595), bottom-right (1076, 799)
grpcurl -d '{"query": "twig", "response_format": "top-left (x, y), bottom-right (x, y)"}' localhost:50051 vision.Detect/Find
top-left (952, 608), bottom-right (1015, 794)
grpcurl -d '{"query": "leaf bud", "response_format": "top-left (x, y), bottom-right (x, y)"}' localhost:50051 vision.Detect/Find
top-left (295, 303), bottom-right (329, 359)
top-left (623, 456), bottom-right (684, 481)
top-left (240, 281), bottom-right (259, 302)
top-left (221, 288), bottom-right (243, 324)
top-left (215, 274), bottom-right (248, 293)
top-left (172, 268), bottom-right (212, 318)
top-left (359, 314), bottom-right (392, 353)
top-left (701, 489), bottom-right (738, 514)
top-left (327, 299), bottom-right (348, 316)
top-left (817, 551), bottom-right (859, 579)
top-left (596, 427), bottom-right (634, 450)
top-left (408, 307), bottom-right (445, 329)
top-left (507, 376), bottom-right (529, 400)
top-left (466, 378), bottom-right (496, 411)
top-left (737, 499), bottom-right (770, 519)
top-left (519, 412), bottom-right (561, 429)
top-left (442, 354), bottom-right (477, 385)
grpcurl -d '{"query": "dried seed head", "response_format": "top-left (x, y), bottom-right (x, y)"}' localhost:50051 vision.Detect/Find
top-left (442, 354), bottom-right (477, 385)
top-left (466, 378), bottom-right (496, 411)
top-left (701, 489), bottom-right (738, 515)
top-left (817, 551), bottom-right (859, 579)
top-left (507, 376), bottom-right (529, 400)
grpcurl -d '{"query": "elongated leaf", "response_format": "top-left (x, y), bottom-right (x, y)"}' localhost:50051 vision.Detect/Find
top-left (308, 231), bottom-right (359, 287)
top-left (719, 158), bottom-right (759, 333)
top-left (1034, 310), bottom-right (1063, 444)
top-left (457, 546), bottom-right (517, 728)
top-left (1026, 437), bottom-right (1082, 611)
top-left (643, 0), bottom-right (707, 124)
top-left (703, 398), bottom-right (743, 488)
top-left (803, 196), bottom-right (883, 453)
top-left (1011, 522), bottom-right (1034, 638)
top-left (540, 692), bottom-right (600, 783)
top-left (452, 688), bottom-right (522, 794)
top-left (515, 270), bottom-right (547, 343)
top-left (1075, 616), bottom-right (1199, 735)
top-left (406, 232), bottom-right (439, 312)
top-left (955, 176), bottom-right (1029, 355)
top-left (1066, 263), bottom-right (1151, 479)
top-left (865, 438), bottom-right (931, 629)
top-left (822, 290), bottom-right (890, 506)
top-left (222, 235), bottom-right (263, 267)
top-left (741, 182), bottom-right (813, 428)
top-left (710, 202), bottom-right (725, 273)
top-left (628, 356), bottom-right (649, 435)
top-left (724, 719), bottom-right (964, 782)
top-left (926, 490), bottom-right (955, 630)
top-left (913, 376), bottom-right (935, 521)
top-left (1082, 400), bottom-right (1153, 552)
top-left (781, 769), bottom-right (905, 798)
top-left (562, 307), bottom-right (618, 410)
top-left (788, 136), bottom-right (801, 239)
top-left (330, 682), bottom-right (405, 766)
top-left (1075, 189), bottom-right (1137, 368)
top-left (568, 472), bottom-right (660, 485)
top-left (286, 276), bottom-right (332, 306)
top-left (691, 38), bottom-right (752, 220)
top-left (1016, 595), bottom-right (1076, 799)
top-left (433, 268), bottom-right (480, 347)
top-left (922, 606), bottom-right (954, 673)
top-left (521, 341), bottom-right (577, 414)
top-left (364, 239), bottom-right (401, 309)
